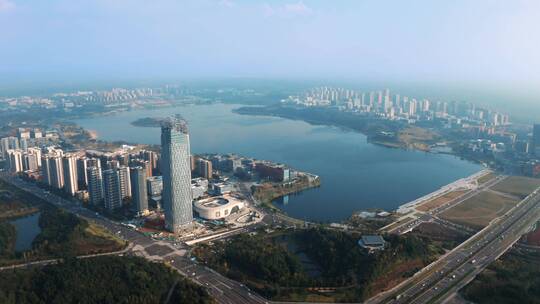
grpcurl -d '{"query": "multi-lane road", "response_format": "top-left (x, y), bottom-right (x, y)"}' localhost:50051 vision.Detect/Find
top-left (4, 170), bottom-right (540, 304)
top-left (0, 173), bottom-right (268, 304)
top-left (368, 185), bottom-right (540, 304)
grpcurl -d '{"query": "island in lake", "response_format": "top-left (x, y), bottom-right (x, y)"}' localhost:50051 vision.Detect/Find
top-left (131, 114), bottom-right (184, 128)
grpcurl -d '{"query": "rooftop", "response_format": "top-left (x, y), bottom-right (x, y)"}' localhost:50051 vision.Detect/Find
top-left (359, 235), bottom-right (386, 248)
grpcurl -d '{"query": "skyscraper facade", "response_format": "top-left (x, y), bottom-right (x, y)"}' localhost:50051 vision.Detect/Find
top-left (161, 118), bottom-right (193, 233)
top-left (62, 154), bottom-right (79, 196)
top-left (87, 166), bottom-right (103, 205)
top-left (7, 150), bottom-right (23, 173)
top-left (41, 155), bottom-right (51, 185)
top-left (77, 157), bottom-right (88, 188)
top-left (130, 166), bottom-right (148, 215)
top-left (197, 158), bottom-right (213, 179)
top-left (117, 166), bottom-right (131, 199)
top-left (48, 155), bottom-right (64, 189)
top-left (103, 169), bottom-right (122, 210)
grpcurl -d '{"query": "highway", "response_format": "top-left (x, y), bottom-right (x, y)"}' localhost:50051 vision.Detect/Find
top-left (5, 170), bottom-right (538, 304)
top-left (0, 173), bottom-right (268, 304)
top-left (368, 184), bottom-right (540, 304)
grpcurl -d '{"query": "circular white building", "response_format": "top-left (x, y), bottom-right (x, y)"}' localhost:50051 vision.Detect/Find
top-left (194, 195), bottom-right (245, 220)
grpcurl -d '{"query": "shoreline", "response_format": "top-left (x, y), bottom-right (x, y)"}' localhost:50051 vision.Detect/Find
top-left (395, 169), bottom-right (491, 214)
top-left (252, 174), bottom-right (321, 207)
top-left (233, 105), bottom-right (489, 164)
top-left (66, 104), bottom-right (484, 226)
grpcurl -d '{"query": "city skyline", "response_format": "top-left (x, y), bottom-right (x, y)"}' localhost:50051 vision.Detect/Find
top-left (1, 1), bottom-right (540, 303)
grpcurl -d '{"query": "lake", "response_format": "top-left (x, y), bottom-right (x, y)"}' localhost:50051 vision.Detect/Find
top-left (10, 212), bottom-right (41, 252)
top-left (74, 103), bottom-right (482, 222)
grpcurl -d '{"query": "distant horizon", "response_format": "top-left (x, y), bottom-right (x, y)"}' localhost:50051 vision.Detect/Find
top-left (1, 76), bottom-right (539, 124)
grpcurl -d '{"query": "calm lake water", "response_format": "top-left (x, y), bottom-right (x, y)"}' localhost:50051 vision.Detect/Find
top-left (10, 212), bottom-right (41, 252)
top-left (74, 103), bottom-right (482, 222)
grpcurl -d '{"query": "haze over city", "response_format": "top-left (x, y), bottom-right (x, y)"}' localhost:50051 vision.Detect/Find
top-left (2, 1), bottom-right (540, 304)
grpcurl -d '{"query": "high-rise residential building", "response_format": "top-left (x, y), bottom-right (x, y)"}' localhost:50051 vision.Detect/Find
top-left (142, 150), bottom-right (158, 175)
top-left (87, 158), bottom-right (101, 168)
top-left (161, 118), bottom-right (193, 233)
top-left (409, 99), bottom-right (418, 116)
top-left (41, 155), bottom-right (51, 185)
top-left (107, 160), bottom-right (120, 170)
top-left (8, 137), bottom-right (19, 151)
top-left (7, 150), bottom-right (23, 173)
top-left (87, 166), bottom-right (103, 205)
top-left (23, 151), bottom-right (39, 171)
top-left (190, 155), bottom-right (196, 172)
top-left (27, 147), bottom-right (42, 167)
top-left (0, 138), bottom-right (9, 159)
top-left (1, 137), bottom-right (19, 158)
top-left (62, 154), bottom-right (78, 196)
top-left (17, 128), bottom-right (31, 140)
top-left (117, 166), bottom-right (131, 199)
top-left (31, 129), bottom-right (42, 139)
top-left (197, 158), bottom-right (213, 179)
top-left (130, 158), bottom-right (152, 178)
top-left (48, 155), bottom-right (64, 189)
top-left (533, 124), bottom-right (540, 156)
top-left (103, 169), bottom-right (122, 210)
top-left (130, 166), bottom-right (148, 215)
top-left (142, 160), bottom-right (152, 177)
top-left (77, 157), bottom-right (88, 188)
top-left (19, 138), bottom-right (28, 152)
top-left (117, 153), bottom-right (129, 167)
top-left (147, 176), bottom-right (163, 196)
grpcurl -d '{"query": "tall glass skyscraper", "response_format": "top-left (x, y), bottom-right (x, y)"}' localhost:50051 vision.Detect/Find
top-left (161, 117), bottom-right (193, 233)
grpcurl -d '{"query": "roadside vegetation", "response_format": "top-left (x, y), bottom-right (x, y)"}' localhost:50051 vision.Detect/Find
top-left (0, 179), bottom-right (43, 220)
top-left (0, 207), bottom-right (126, 266)
top-left (461, 250), bottom-right (540, 304)
top-left (0, 222), bottom-right (16, 259)
top-left (410, 222), bottom-right (470, 251)
top-left (194, 227), bottom-right (443, 302)
top-left (0, 177), bottom-right (126, 266)
top-left (0, 256), bottom-right (215, 304)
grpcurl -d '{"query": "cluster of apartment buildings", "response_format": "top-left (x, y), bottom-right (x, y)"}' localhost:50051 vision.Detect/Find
top-left (3, 139), bottom-right (159, 216)
top-left (2, 118), bottom-right (294, 235)
top-left (286, 87), bottom-right (510, 126)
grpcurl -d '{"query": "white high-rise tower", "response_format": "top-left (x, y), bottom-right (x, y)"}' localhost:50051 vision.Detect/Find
top-left (161, 117), bottom-right (193, 233)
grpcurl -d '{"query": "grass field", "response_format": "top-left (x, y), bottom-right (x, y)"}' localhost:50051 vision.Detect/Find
top-left (416, 190), bottom-right (468, 212)
top-left (491, 176), bottom-right (540, 198)
top-left (440, 191), bottom-right (518, 229)
top-left (477, 172), bottom-right (496, 185)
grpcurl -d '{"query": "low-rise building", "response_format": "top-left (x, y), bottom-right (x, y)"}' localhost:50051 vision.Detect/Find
top-left (358, 235), bottom-right (386, 252)
top-left (193, 195), bottom-right (245, 220)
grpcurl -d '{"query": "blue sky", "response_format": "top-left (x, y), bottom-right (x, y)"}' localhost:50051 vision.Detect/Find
top-left (1, 0), bottom-right (539, 90)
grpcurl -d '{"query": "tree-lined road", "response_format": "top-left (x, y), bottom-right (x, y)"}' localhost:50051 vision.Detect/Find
top-left (0, 173), bottom-right (267, 304)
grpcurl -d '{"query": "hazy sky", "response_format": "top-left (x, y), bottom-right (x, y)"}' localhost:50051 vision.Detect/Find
top-left (1, 0), bottom-right (540, 89)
